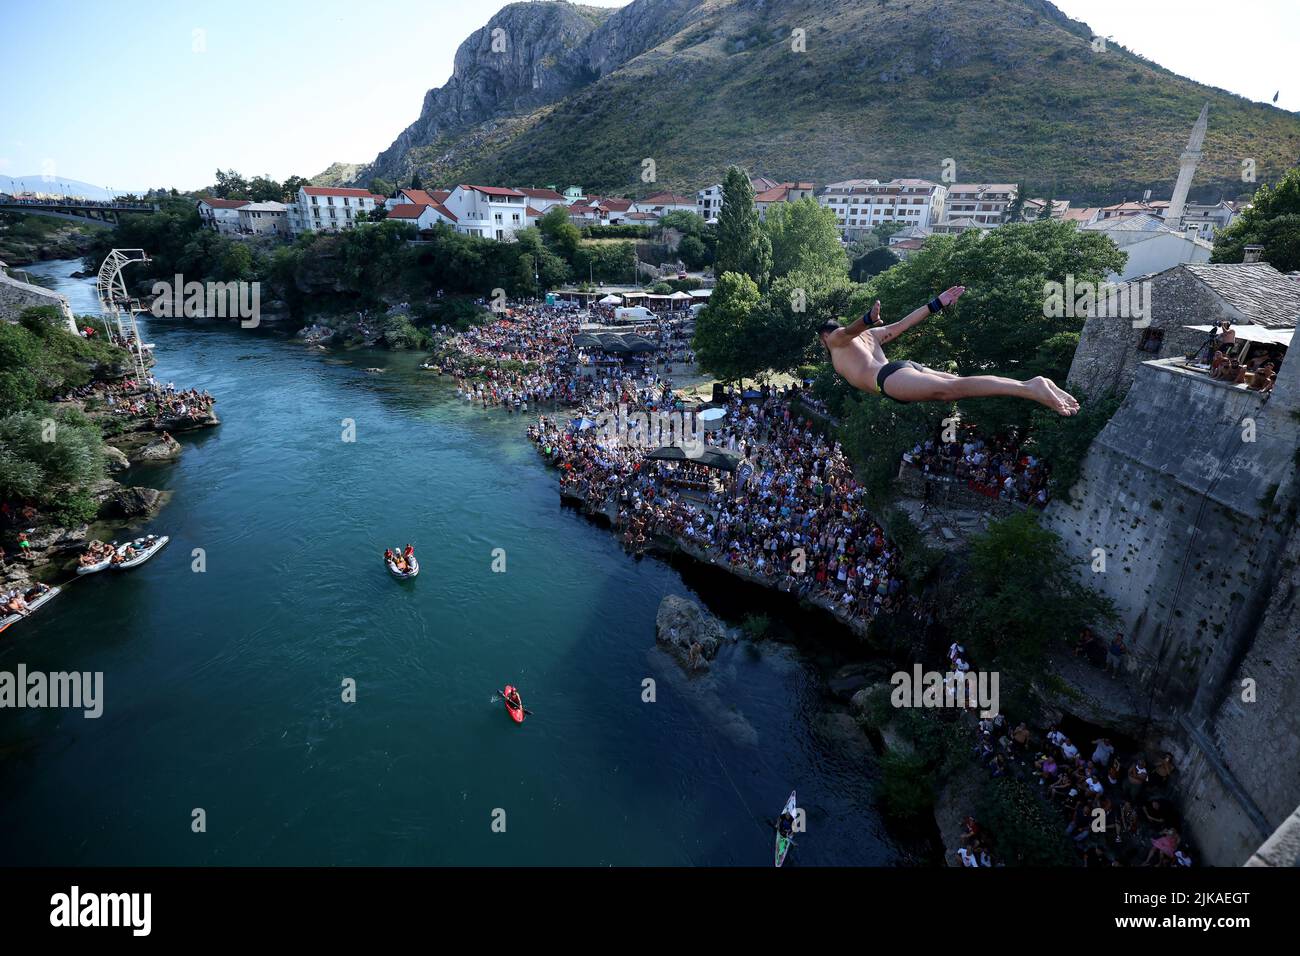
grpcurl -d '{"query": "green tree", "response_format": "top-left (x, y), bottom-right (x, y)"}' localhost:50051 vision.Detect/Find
top-left (763, 196), bottom-right (847, 279)
top-left (0, 409), bottom-right (105, 503)
top-left (247, 175), bottom-right (283, 203)
top-left (852, 246), bottom-right (900, 281)
top-left (1212, 166), bottom-right (1300, 271)
top-left (693, 271), bottom-right (763, 382)
top-left (1037, 194), bottom-right (1055, 221)
top-left (537, 206), bottom-right (582, 263)
top-left (678, 234), bottom-right (709, 269)
top-left (861, 220), bottom-right (1125, 434)
top-left (714, 167), bottom-right (771, 286)
top-left (281, 176), bottom-right (310, 202)
top-left (410, 172), bottom-right (424, 190)
top-left (962, 510), bottom-right (1116, 671)
top-left (1006, 187), bottom-right (1026, 223)
top-left (213, 169), bottom-right (250, 200)
top-left (369, 178), bottom-right (395, 199)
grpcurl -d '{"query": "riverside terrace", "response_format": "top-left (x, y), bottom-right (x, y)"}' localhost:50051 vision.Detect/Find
top-left (528, 386), bottom-right (910, 635)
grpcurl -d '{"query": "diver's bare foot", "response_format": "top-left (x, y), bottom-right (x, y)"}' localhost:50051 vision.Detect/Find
top-left (1027, 377), bottom-right (1078, 416)
top-left (1044, 378), bottom-right (1080, 414)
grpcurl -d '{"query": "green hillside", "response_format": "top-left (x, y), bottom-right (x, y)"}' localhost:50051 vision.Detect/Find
top-left (362, 0), bottom-right (1300, 204)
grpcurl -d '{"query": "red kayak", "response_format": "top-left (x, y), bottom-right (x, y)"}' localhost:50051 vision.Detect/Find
top-left (503, 685), bottom-right (525, 724)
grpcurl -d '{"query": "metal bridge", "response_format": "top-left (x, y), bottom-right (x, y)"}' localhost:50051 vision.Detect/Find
top-left (0, 197), bottom-right (158, 225)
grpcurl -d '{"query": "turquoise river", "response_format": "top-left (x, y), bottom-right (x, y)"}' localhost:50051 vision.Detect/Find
top-left (0, 259), bottom-right (904, 866)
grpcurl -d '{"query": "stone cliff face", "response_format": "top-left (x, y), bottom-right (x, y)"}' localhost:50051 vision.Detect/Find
top-left (363, 0), bottom-right (717, 184)
top-left (367, 3), bottom-right (606, 182)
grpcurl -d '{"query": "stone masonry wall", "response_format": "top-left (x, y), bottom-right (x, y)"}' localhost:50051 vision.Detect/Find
top-left (1067, 267), bottom-right (1235, 401)
top-left (1044, 350), bottom-right (1300, 864)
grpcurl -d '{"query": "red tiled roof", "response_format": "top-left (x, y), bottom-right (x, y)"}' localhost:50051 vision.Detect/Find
top-left (642, 191), bottom-right (694, 205)
top-left (430, 189), bottom-right (450, 203)
top-left (303, 186), bottom-right (372, 198)
top-left (387, 204), bottom-right (425, 219)
top-left (199, 198), bottom-right (250, 209)
top-left (460, 184), bottom-right (525, 198)
top-left (754, 185), bottom-right (790, 203)
top-left (400, 188), bottom-right (437, 206)
top-left (386, 201), bottom-right (457, 223)
top-left (601, 198), bottom-right (633, 212)
top-left (525, 206), bottom-right (544, 217)
top-left (516, 187), bottom-right (565, 200)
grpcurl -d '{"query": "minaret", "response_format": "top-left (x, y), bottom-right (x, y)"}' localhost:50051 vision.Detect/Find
top-left (1165, 102), bottom-right (1209, 230)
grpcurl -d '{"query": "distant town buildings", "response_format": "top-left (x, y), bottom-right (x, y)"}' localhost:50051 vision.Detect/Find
top-left (285, 186), bottom-right (382, 236)
top-left (197, 197), bottom-right (249, 235)
top-left (817, 179), bottom-right (947, 240)
top-left (236, 201), bottom-right (288, 237)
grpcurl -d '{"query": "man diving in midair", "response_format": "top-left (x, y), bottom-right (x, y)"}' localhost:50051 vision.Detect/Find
top-left (819, 286), bottom-right (1080, 416)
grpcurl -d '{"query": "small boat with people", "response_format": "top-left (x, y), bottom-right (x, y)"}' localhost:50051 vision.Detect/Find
top-left (500, 684), bottom-right (526, 724)
top-left (385, 544), bottom-right (419, 579)
top-left (76, 539), bottom-right (117, 575)
top-left (0, 583), bottom-right (61, 635)
top-left (112, 534), bottom-right (169, 570)
top-left (774, 790), bottom-right (798, 867)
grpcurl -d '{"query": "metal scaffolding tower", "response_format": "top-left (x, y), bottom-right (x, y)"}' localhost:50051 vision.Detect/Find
top-left (95, 249), bottom-right (151, 381)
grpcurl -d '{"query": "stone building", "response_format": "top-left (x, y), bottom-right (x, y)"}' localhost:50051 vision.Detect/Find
top-left (1045, 255), bottom-right (1300, 864)
top-left (1066, 260), bottom-right (1300, 401)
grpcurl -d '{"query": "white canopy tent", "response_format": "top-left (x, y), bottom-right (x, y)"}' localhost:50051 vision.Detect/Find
top-left (598, 294), bottom-right (623, 305)
top-left (1183, 324), bottom-right (1294, 347)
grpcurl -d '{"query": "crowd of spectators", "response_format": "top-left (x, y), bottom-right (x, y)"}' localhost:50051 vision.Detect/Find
top-left (903, 425), bottom-right (1050, 508)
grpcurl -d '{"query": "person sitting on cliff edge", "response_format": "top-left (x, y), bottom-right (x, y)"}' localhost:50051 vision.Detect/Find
top-left (818, 286), bottom-right (1080, 416)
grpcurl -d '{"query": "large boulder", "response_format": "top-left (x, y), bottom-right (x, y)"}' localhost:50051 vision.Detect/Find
top-left (136, 433), bottom-right (182, 462)
top-left (102, 444), bottom-right (131, 473)
top-left (99, 486), bottom-right (164, 519)
top-left (655, 594), bottom-right (726, 671)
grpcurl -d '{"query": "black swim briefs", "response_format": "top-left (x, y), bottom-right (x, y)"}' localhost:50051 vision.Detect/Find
top-left (876, 360), bottom-right (926, 404)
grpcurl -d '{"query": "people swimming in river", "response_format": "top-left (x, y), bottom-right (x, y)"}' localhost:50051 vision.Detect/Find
top-left (818, 286), bottom-right (1080, 416)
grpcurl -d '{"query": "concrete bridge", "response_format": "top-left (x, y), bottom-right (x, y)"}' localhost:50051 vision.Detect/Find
top-left (0, 197), bottom-right (158, 225)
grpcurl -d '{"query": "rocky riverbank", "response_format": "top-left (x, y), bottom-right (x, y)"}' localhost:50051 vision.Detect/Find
top-left (2, 391), bottom-right (217, 592)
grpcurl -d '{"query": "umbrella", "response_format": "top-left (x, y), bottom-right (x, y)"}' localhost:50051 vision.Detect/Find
top-left (598, 294), bottom-right (622, 305)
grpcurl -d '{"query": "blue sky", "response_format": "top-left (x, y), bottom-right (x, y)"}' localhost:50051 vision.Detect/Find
top-left (1, 0), bottom-right (1294, 192)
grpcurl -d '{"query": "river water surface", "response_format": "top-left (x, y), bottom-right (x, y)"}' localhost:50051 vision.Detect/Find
top-left (0, 259), bottom-right (901, 865)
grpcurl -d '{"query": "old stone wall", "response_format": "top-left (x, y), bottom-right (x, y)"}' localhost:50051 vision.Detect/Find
top-left (1067, 267), bottom-right (1234, 400)
top-left (1043, 351), bottom-right (1300, 864)
top-left (0, 270), bottom-right (76, 331)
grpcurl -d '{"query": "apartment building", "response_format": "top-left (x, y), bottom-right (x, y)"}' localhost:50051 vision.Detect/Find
top-left (817, 178), bottom-right (947, 240)
top-left (286, 186), bottom-right (381, 236)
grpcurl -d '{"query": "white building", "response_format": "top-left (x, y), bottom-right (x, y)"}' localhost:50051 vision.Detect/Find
top-left (939, 184), bottom-right (1018, 230)
top-left (286, 186), bottom-right (382, 236)
top-left (236, 201), bottom-right (288, 237)
top-left (385, 202), bottom-right (458, 232)
top-left (697, 176), bottom-right (781, 222)
top-left (442, 185), bottom-right (528, 239)
top-left (515, 187), bottom-right (567, 215)
top-left (197, 198), bottom-right (249, 234)
top-left (640, 191), bottom-right (697, 217)
top-left (1181, 201), bottom-right (1239, 241)
top-left (754, 182), bottom-right (816, 220)
top-left (817, 179), bottom-right (947, 240)
top-left (1081, 213), bottom-right (1214, 282)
